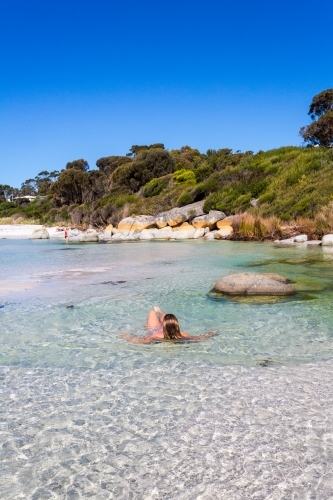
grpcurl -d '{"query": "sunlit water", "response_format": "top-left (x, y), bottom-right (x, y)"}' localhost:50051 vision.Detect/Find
top-left (1, 239), bottom-right (333, 498)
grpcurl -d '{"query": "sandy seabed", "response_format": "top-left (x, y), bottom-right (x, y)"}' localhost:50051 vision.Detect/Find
top-left (1, 359), bottom-right (333, 499)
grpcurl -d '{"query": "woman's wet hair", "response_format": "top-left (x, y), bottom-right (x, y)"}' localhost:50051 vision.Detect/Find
top-left (162, 314), bottom-right (182, 340)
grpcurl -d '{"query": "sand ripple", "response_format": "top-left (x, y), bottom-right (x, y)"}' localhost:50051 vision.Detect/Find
top-left (1, 360), bottom-right (333, 499)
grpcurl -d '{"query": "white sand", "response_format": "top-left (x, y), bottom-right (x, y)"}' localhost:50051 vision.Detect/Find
top-left (0, 224), bottom-right (43, 239)
top-left (0, 279), bottom-right (40, 297)
top-left (0, 224), bottom-right (71, 239)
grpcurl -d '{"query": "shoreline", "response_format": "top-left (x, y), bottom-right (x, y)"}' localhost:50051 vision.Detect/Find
top-left (0, 222), bottom-right (329, 247)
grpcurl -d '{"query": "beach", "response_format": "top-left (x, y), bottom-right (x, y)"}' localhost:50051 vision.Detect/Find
top-left (1, 239), bottom-right (333, 498)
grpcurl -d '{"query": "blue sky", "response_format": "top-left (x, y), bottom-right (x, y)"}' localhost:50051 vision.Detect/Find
top-left (1, 0), bottom-right (332, 187)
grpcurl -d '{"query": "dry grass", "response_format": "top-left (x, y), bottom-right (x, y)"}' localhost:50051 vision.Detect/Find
top-left (231, 213), bottom-right (282, 241)
top-left (0, 216), bottom-right (40, 225)
top-left (314, 201), bottom-right (333, 236)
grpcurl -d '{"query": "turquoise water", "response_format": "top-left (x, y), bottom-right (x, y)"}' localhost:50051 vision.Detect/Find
top-left (1, 239), bottom-right (333, 367)
top-left (1, 239), bottom-right (333, 498)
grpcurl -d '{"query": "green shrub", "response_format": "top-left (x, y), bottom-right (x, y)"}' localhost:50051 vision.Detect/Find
top-left (143, 175), bottom-right (171, 197)
top-left (177, 191), bottom-right (195, 206)
top-left (173, 169), bottom-right (196, 185)
top-left (193, 165), bottom-right (213, 183)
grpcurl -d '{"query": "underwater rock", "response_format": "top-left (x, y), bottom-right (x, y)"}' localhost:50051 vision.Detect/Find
top-left (213, 272), bottom-right (295, 296)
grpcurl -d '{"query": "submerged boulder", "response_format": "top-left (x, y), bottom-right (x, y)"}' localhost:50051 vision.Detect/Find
top-left (30, 228), bottom-right (50, 239)
top-left (213, 272), bottom-right (295, 296)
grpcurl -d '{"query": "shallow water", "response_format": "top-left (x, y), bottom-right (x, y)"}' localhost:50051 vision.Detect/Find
top-left (1, 239), bottom-right (333, 498)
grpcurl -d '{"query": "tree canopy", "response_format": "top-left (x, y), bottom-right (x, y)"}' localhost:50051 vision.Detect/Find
top-left (66, 159), bottom-right (89, 171)
top-left (51, 169), bottom-right (90, 205)
top-left (111, 149), bottom-right (175, 192)
top-left (300, 89), bottom-right (333, 147)
top-left (96, 156), bottom-right (131, 175)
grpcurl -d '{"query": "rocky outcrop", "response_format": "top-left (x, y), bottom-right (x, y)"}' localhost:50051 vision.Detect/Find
top-left (322, 234), bottom-right (333, 246)
top-left (193, 228), bottom-right (205, 239)
top-left (213, 272), bottom-right (295, 296)
top-left (204, 231), bottom-right (217, 240)
top-left (103, 224), bottom-right (114, 240)
top-left (172, 223), bottom-right (196, 240)
top-left (155, 201), bottom-right (205, 228)
top-left (192, 210), bottom-right (226, 229)
top-left (214, 226), bottom-right (233, 239)
top-left (118, 216), bottom-right (156, 234)
top-left (155, 227), bottom-right (173, 239)
top-left (216, 216), bottom-right (235, 229)
top-left (30, 228), bottom-right (50, 239)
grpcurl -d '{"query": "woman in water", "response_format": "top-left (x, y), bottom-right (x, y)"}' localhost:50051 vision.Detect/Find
top-left (120, 307), bottom-right (218, 343)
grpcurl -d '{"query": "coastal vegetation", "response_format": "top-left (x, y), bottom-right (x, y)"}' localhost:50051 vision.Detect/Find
top-left (1, 89), bottom-right (333, 240)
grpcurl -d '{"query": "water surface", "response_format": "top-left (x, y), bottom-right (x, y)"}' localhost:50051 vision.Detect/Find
top-left (1, 239), bottom-right (333, 498)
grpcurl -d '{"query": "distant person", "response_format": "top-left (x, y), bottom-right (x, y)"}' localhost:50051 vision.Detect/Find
top-left (64, 227), bottom-right (69, 243)
top-left (120, 306), bottom-right (218, 344)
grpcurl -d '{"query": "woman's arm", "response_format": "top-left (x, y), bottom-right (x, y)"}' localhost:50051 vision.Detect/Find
top-left (181, 330), bottom-right (218, 342)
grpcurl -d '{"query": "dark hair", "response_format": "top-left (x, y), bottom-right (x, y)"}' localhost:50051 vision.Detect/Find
top-left (162, 314), bottom-right (182, 340)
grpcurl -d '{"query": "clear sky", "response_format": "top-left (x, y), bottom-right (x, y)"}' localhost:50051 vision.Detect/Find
top-left (1, 0), bottom-right (332, 187)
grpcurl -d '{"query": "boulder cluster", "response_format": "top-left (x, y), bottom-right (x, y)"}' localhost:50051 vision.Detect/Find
top-left (104, 202), bottom-right (234, 242)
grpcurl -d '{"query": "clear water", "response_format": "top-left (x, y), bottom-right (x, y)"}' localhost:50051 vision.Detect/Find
top-left (1, 239), bottom-right (333, 498)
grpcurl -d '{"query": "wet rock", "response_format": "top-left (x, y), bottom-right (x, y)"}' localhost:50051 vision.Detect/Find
top-left (29, 228), bottom-right (50, 239)
top-left (66, 305), bottom-right (74, 309)
top-left (213, 272), bottom-right (295, 296)
top-left (322, 234), bottom-right (333, 246)
top-left (192, 210), bottom-right (226, 229)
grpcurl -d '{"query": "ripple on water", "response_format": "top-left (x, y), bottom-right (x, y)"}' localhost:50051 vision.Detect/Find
top-left (0, 361), bottom-right (333, 498)
top-left (1, 240), bottom-right (333, 497)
